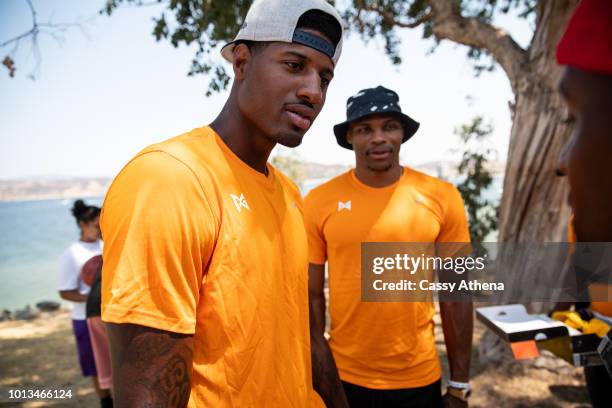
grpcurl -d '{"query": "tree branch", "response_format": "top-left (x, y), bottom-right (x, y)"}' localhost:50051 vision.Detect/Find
top-left (0, 28), bottom-right (36, 49)
top-left (427, 0), bottom-right (530, 96)
top-left (386, 11), bottom-right (433, 29)
top-left (1, 0), bottom-right (95, 79)
top-left (359, 2), bottom-right (433, 29)
top-left (1, 0), bottom-right (37, 49)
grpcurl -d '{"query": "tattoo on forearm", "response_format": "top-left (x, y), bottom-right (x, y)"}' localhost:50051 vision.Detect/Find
top-left (132, 334), bottom-right (175, 370)
top-left (115, 326), bottom-right (193, 408)
top-left (137, 354), bottom-right (191, 408)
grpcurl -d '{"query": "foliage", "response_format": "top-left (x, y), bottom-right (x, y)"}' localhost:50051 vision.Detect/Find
top-left (454, 116), bottom-right (499, 243)
top-left (101, 0), bottom-right (253, 95)
top-left (2, 56), bottom-right (16, 77)
top-left (99, 0), bottom-right (537, 94)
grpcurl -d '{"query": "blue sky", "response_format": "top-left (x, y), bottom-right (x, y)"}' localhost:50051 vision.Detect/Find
top-left (0, 0), bottom-right (533, 179)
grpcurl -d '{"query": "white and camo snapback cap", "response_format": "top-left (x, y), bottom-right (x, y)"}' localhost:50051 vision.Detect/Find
top-left (220, 0), bottom-right (344, 65)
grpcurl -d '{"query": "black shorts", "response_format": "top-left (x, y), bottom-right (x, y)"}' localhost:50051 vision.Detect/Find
top-left (342, 379), bottom-right (443, 408)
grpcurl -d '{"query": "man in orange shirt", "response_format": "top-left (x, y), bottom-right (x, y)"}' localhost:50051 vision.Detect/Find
top-left (556, 0), bottom-right (612, 405)
top-left (304, 86), bottom-right (473, 408)
top-left (100, 0), bottom-right (344, 406)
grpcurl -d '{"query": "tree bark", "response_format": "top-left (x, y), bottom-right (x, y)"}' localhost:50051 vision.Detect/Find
top-left (481, 0), bottom-right (578, 364)
top-left (428, 0), bottom-right (529, 96)
top-left (428, 0), bottom-right (579, 363)
top-left (428, 1), bottom-right (577, 246)
top-left (497, 0), bottom-right (576, 245)
top-left (360, 0), bottom-right (579, 363)
top-left (427, 0), bottom-right (576, 293)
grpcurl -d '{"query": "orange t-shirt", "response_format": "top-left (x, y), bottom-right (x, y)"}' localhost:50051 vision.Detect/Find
top-left (101, 126), bottom-right (314, 406)
top-left (304, 168), bottom-right (470, 389)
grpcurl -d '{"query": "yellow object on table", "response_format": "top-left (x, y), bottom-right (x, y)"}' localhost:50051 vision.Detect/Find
top-left (552, 311), bottom-right (611, 338)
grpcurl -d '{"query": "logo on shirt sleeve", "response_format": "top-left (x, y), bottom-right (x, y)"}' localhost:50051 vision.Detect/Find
top-left (338, 200), bottom-right (352, 212)
top-left (230, 193), bottom-right (250, 213)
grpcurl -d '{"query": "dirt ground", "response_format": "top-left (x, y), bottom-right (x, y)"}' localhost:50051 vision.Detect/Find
top-left (0, 311), bottom-right (98, 407)
top-left (0, 309), bottom-right (593, 408)
top-left (433, 311), bottom-right (591, 408)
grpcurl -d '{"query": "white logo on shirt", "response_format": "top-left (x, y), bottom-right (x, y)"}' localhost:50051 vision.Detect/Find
top-left (338, 200), bottom-right (351, 211)
top-left (230, 193), bottom-right (250, 213)
top-left (414, 194), bottom-right (427, 206)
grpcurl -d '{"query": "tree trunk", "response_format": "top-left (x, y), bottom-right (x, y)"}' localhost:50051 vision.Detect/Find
top-left (498, 0), bottom-right (576, 246)
top-left (428, 0), bottom-right (577, 249)
top-left (368, 0), bottom-right (580, 364)
top-left (496, 0), bottom-right (576, 310)
top-left (425, 0), bottom-right (579, 363)
top-left (481, 0), bottom-right (578, 364)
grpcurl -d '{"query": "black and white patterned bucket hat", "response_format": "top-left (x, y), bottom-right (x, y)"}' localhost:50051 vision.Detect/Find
top-left (333, 86), bottom-right (420, 150)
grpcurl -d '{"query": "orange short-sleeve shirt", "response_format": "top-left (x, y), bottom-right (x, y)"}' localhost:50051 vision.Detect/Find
top-left (304, 167), bottom-right (470, 389)
top-left (102, 126), bottom-right (314, 406)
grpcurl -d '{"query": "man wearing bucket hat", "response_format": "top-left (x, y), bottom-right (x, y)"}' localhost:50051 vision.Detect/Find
top-left (305, 86), bottom-right (473, 407)
top-left (556, 0), bottom-right (612, 405)
top-left (101, 0), bottom-right (343, 406)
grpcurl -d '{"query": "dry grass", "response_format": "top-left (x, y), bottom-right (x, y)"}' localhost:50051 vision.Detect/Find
top-left (0, 310), bottom-right (98, 407)
top-left (0, 309), bottom-right (592, 407)
top-left (434, 310), bottom-right (591, 407)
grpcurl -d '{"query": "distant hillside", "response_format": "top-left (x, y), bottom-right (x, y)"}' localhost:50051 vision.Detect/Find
top-left (0, 160), bottom-right (505, 201)
top-left (412, 159), bottom-right (506, 180)
top-left (0, 178), bottom-right (111, 201)
top-left (302, 162), bottom-right (350, 179)
top-left (0, 162), bottom-right (349, 201)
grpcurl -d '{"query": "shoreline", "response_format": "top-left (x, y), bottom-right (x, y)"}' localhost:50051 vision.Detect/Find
top-left (0, 193), bottom-right (106, 203)
top-left (1, 301), bottom-right (68, 322)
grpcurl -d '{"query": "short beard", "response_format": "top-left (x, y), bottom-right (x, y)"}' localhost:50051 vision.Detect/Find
top-left (367, 163), bottom-right (393, 172)
top-left (276, 131), bottom-right (304, 148)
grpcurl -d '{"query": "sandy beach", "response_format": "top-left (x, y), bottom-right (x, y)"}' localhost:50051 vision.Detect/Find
top-left (0, 308), bottom-right (593, 407)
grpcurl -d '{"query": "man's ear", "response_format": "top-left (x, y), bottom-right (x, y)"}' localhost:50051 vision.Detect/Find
top-left (346, 130), bottom-right (354, 146)
top-left (232, 43), bottom-right (251, 81)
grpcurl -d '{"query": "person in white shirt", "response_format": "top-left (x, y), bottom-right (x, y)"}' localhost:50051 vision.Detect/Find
top-left (58, 199), bottom-right (112, 408)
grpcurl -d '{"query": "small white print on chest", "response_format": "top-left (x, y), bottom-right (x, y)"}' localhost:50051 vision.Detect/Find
top-left (230, 193), bottom-right (250, 213)
top-left (338, 200), bottom-right (351, 211)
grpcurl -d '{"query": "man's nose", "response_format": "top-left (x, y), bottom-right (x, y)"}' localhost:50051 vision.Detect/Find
top-left (370, 128), bottom-right (386, 144)
top-left (297, 72), bottom-right (323, 106)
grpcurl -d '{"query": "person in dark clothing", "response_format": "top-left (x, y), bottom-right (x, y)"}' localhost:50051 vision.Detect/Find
top-left (556, 1), bottom-right (612, 406)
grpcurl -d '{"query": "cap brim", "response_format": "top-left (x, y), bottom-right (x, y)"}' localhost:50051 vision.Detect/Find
top-left (400, 114), bottom-right (420, 143)
top-left (333, 121), bottom-right (352, 150)
top-left (221, 41), bottom-right (236, 63)
top-left (333, 113), bottom-right (420, 150)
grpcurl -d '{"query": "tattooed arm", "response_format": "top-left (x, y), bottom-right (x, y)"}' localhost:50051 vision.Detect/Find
top-left (106, 323), bottom-right (193, 407)
top-left (308, 263), bottom-right (348, 408)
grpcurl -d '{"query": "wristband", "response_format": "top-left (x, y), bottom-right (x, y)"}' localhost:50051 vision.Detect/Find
top-left (447, 380), bottom-right (471, 390)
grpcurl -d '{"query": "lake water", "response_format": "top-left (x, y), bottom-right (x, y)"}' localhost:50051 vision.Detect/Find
top-left (0, 197), bottom-right (103, 310)
top-left (0, 175), bottom-right (502, 311)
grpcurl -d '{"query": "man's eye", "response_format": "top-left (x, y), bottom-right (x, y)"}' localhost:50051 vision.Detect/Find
top-left (562, 115), bottom-right (575, 125)
top-left (321, 76), bottom-right (331, 87)
top-left (385, 123), bottom-right (400, 131)
top-left (285, 61), bottom-right (303, 70)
